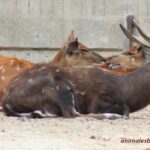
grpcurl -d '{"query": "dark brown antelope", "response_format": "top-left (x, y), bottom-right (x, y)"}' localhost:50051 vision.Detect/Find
top-left (2, 64), bottom-right (79, 118)
top-left (3, 62), bottom-right (150, 119)
top-left (2, 63), bottom-right (128, 119)
top-left (59, 64), bottom-right (150, 114)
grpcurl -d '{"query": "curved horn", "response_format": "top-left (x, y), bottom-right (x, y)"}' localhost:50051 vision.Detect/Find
top-left (133, 20), bottom-right (150, 43)
top-left (120, 24), bottom-right (150, 48)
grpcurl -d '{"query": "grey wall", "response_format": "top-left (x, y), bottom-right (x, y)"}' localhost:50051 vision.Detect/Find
top-left (0, 0), bottom-right (150, 62)
top-left (0, 0), bottom-right (150, 49)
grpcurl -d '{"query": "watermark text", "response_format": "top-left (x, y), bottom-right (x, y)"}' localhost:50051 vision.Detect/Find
top-left (121, 138), bottom-right (150, 144)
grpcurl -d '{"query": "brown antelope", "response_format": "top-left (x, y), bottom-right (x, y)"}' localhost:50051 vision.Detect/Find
top-left (95, 18), bottom-right (150, 74)
top-left (93, 43), bottom-right (143, 74)
top-left (3, 61), bottom-right (150, 119)
top-left (2, 65), bottom-right (79, 118)
top-left (2, 63), bottom-right (128, 119)
top-left (0, 56), bottom-right (34, 103)
top-left (0, 31), bottom-right (104, 104)
top-left (51, 31), bottom-right (104, 67)
top-left (119, 22), bottom-right (150, 64)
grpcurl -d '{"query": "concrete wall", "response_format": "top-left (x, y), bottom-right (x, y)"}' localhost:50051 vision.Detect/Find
top-left (0, 0), bottom-right (150, 49)
top-left (0, 0), bottom-right (150, 62)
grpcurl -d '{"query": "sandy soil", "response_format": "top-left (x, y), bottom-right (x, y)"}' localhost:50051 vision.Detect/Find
top-left (0, 106), bottom-right (150, 150)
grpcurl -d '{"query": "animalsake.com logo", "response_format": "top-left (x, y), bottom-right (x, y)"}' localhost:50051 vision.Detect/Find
top-left (121, 138), bottom-right (150, 144)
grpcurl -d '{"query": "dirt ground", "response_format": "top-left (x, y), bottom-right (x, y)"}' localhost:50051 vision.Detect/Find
top-left (0, 106), bottom-right (150, 150)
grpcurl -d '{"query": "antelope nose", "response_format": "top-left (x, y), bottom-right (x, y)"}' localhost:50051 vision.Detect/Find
top-left (106, 62), bottom-right (111, 66)
top-left (107, 62), bottom-right (113, 68)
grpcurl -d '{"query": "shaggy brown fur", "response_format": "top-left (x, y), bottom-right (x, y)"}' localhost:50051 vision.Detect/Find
top-left (3, 62), bottom-right (150, 118)
top-left (2, 64), bottom-right (78, 118)
top-left (2, 64), bottom-right (129, 118)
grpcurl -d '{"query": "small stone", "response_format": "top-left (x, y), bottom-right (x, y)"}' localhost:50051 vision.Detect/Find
top-left (90, 135), bottom-right (96, 139)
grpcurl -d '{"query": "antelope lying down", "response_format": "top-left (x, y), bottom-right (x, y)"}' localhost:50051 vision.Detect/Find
top-left (2, 64), bottom-right (126, 119)
top-left (98, 18), bottom-right (150, 73)
top-left (98, 17), bottom-right (150, 74)
top-left (3, 60), bottom-right (150, 119)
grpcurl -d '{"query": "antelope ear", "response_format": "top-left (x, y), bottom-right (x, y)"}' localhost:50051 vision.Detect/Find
top-left (132, 43), bottom-right (142, 52)
top-left (68, 30), bottom-right (75, 41)
top-left (136, 45), bottom-right (142, 52)
top-left (66, 38), bottom-right (79, 55)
